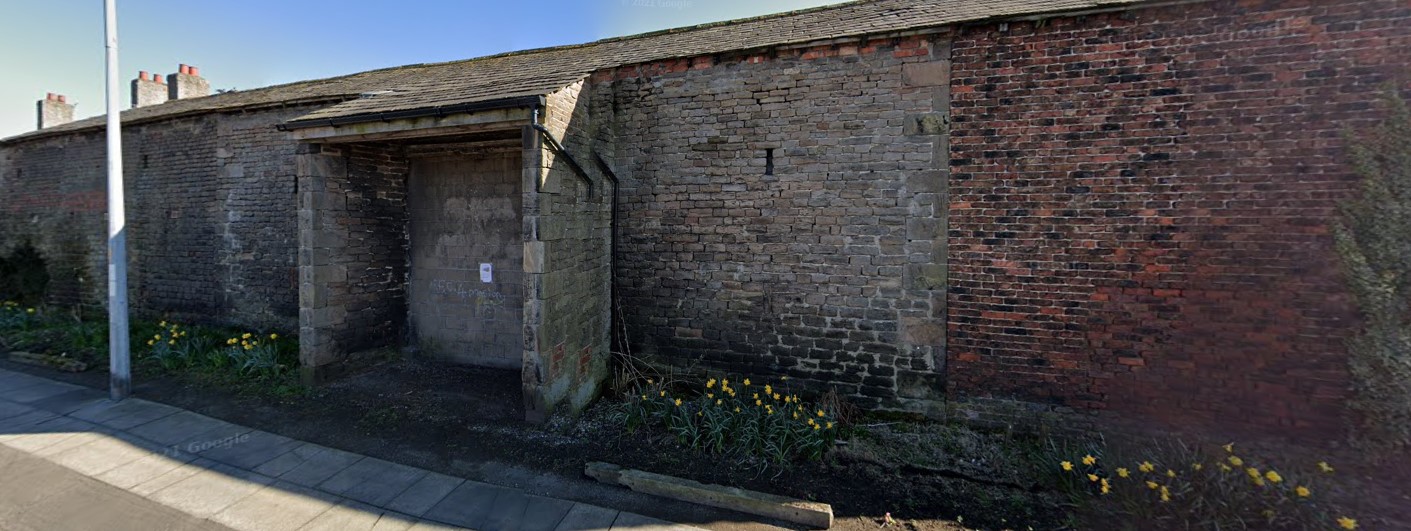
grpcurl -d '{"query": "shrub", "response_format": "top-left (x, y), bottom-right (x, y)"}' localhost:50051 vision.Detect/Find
top-left (1334, 91), bottom-right (1411, 451)
top-left (622, 375), bottom-right (839, 463)
top-left (1049, 440), bottom-right (1357, 530)
top-left (0, 301), bottom-right (40, 331)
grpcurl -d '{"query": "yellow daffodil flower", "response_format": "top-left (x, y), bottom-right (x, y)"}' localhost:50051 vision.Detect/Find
top-left (1319, 462), bottom-right (1335, 473)
top-left (1264, 470), bottom-right (1282, 483)
top-left (1223, 442), bottom-right (1234, 453)
top-left (242, 333), bottom-right (251, 339)
top-left (1166, 469), bottom-right (1176, 478)
top-left (743, 378), bottom-right (751, 386)
top-left (1228, 456), bottom-right (1243, 466)
top-left (1082, 455), bottom-right (1096, 466)
top-left (1146, 481), bottom-right (1159, 490)
top-left (674, 398), bottom-right (682, 407)
top-left (706, 379), bottom-right (716, 389)
top-left (1139, 461), bottom-right (1155, 473)
top-left (269, 333), bottom-right (278, 340)
top-left (1087, 474), bottom-right (1099, 482)
top-left (1337, 517), bottom-right (1356, 530)
top-left (1061, 461), bottom-right (1074, 471)
top-left (1296, 486), bottom-right (1311, 497)
top-left (1116, 467), bottom-right (1129, 478)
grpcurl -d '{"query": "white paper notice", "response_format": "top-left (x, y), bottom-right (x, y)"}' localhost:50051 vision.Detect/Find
top-left (480, 263), bottom-right (493, 283)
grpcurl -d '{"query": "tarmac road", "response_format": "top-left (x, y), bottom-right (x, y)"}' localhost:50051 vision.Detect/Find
top-left (0, 443), bottom-right (232, 531)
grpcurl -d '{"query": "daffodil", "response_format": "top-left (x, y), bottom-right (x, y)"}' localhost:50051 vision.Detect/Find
top-left (1246, 467), bottom-right (1260, 479)
top-left (1082, 455), bottom-right (1096, 466)
top-left (659, 390), bottom-right (665, 397)
top-left (1139, 461), bottom-right (1155, 473)
top-left (146, 340), bottom-right (155, 346)
top-left (242, 333), bottom-right (252, 339)
top-left (674, 398), bottom-right (682, 407)
top-left (1192, 463), bottom-right (1203, 472)
top-left (1223, 442), bottom-right (1234, 453)
top-left (826, 422), bottom-right (834, 429)
top-left (1061, 461), bottom-right (1074, 471)
top-left (707, 393), bottom-right (714, 399)
top-left (734, 407), bottom-right (741, 413)
top-left (1264, 470), bottom-right (1282, 483)
top-left (1337, 517), bottom-right (1357, 530)
top-left (1116, 467), bottom-right (1130, 478)
top-left (153, 334), bottom-right (161, 340)
top-left (269, 333), bottom-right (278, 340)
top-left (743, 378), bottom-right (751, 386)
top-left (816, 409), bottom-right (825, 417)
top-left (1166, 469), bottom-right (1176, 478)
top-left (1146, 481), bottom-right (1159, 490)
top-left (1296, 486), bottom-right (1311, 497)
top-left (1100, 479), bottom-right (1110, 495)
top-left (1319, 461), bottom-right (1335, 474)
top-left (706, 379), bottom-right (716, 389)
top-left (1087, 474), bottom-right (1099, 482)
top-left (1228, 456), bottom-right (1243, 466)
top-left (755, 399), bottom-right (762, 406)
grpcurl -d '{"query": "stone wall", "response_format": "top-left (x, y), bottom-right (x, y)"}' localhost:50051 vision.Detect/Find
top-left (598, 35), bottom-right (949, 410)
top-left (297, 143), bottom-right (409, 373)
top-left (592, 0), bottom-right (1411, 442)
top-left (0, 106), bottom-right (310, 331)
top-left (521, 81), bottom-right (614, 420)
top-left (406, 148), bottom-right (523, 367)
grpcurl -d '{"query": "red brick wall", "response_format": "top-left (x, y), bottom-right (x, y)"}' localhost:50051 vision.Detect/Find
top-left (946, 0), bottom-right (1411, 441)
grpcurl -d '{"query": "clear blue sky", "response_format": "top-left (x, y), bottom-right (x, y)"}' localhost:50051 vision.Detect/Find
top-left (0, 0), bottom-right (845, 139)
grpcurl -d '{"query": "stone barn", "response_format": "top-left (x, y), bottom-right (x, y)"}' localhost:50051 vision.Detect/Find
top-left (1, 0), bottom-right (1408, 441)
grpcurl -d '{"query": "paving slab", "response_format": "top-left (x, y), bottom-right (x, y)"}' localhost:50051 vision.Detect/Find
top-left (521, 495), bottom-right (577, 531)
top-left (131, 457), bottom-right (215, 496)
top-left (4, 416), bottom-right (100, 454)
top-left (25, 387), bottom-right (109, 415)
top-left (423, 480), bottom-right (509, 529)
top-left (212, 481), bottom-right (340, 531)
top-left (95, 448), bottom-right (198, 490)
top-left (610, 510), bottom-right (695, 531)
top-left (0, 370), bottom-right (51, 392)
top-left (370, 512), bottom-right (419, 531)
top-left (2, 379), bottom-right (83, 404)
top-left (297, 500), bottom-right (390, 531)
top-left (199, 428), bottom-right (303, 469)
top-left (254, 442), bottom-right (325, 477)
top-left (281, 447), bottom-right (365, 488)
top-left (69, 398), bottom-right (182, 430)
top-left (128, 410), bottom-right (245, 447)
top-left (482, 488), bottom-right (532, 531)
top-left (148, 461), bottom-right (276, 517)
top-left (46, 431), bottom-right (156, 476)
top-left (0, 398), bottom-right (37, 421)
top-left (385, 471), bottom-right (464, 517)
top-left (554, 502), bottom-right (622, 531)
top-left (321, 456), bottom-right (429, 507)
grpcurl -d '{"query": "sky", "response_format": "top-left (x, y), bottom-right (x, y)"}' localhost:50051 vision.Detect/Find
top-left (0, 0), bottom-right (848, 139)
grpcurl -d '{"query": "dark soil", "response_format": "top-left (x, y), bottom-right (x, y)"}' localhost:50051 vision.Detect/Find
top-left (0, 355), bottom-right (1023, 531)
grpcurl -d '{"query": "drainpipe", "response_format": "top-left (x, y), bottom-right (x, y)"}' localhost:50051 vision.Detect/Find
top-left (527, 104), bottom-right (622, 355)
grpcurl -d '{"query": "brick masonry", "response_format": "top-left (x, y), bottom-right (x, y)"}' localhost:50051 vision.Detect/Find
top-left (0, 107), bottom-right (313, 331)
top-left (1, 0), bottom-right (1408, 440)
top-left (593, 0), bottom-right (1411, 441)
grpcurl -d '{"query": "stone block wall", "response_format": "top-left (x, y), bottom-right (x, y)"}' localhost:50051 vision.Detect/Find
top-left (943, 0), bottom-right (1411, 440)
top-left (592, 0), bottom-right (1411, 442)
top-left (598, 35), bottom-right (949, 410)
top-left (297, 143), bottom-right (409, 372)
top-left (521, 81), bottom-right (613, 420)
top-left (0, 107), bottom-right (309, 331)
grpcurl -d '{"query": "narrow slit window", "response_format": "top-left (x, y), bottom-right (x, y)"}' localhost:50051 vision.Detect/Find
top-left (765, 148), bottom-right (774, 175)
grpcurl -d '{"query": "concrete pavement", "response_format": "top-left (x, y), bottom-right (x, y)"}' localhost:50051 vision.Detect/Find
top-left (0, 368), bottom-right (705, 531)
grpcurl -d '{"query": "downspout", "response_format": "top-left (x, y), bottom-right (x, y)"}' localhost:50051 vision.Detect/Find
top-left (529, 105), bottom-right (594, 196)
top-left (528, 103), bottom-right (622, 354)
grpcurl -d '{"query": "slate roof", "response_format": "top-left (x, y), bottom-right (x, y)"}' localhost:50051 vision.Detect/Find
top-left (2, 0), bottom-right (1147, 144)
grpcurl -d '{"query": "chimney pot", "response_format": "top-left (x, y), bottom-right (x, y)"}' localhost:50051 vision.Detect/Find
top-left (38, 92), bottom-right (75, 129)
top-left (189, 66), bottom-right (199, 77)
top-left (139, 70), bottom-right (149, 81)
top-left (179, 64), bottom-right (189, 75)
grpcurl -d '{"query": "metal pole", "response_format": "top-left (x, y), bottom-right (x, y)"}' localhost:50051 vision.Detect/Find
top-left (104, 0), bottom-right (131, 401)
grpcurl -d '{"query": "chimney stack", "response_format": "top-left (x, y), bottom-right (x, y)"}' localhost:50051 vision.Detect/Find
top-left (37, 93), bottom-right (75, 129)
top-left (167, 63), bottom-right (209, 100)
top-left (131, 70), bottom-right (169, 108)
